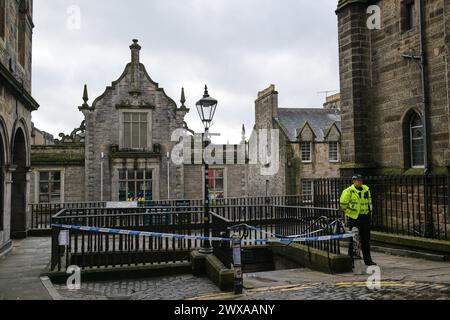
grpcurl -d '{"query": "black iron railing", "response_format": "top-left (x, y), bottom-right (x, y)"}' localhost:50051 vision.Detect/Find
top-left (50, 202), bottom-right (341, 271)
top-left (32, 196), bottom-right (301, 230)
top-left (31, 202), bottom-right (106, 230)
top-left (51, 205), bottom-right (205, 271)
top-left (312, 175), bottom-right (450, 240)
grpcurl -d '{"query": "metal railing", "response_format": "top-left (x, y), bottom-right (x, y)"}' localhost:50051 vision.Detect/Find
top-left (312, 175), bottom-right (450, 240)
top-left (31, 202), bottom-right (106, 230)
top-left (50, 201), bottom-right (342, 271)
top-left (32, 196), bottom-right (301, 230)
top-left (51, 205), bottom-right (205, 271)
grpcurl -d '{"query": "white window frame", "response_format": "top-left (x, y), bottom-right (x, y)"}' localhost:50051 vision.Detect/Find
top-left (410, 115), bottom-right (425, 169)
top-left (300, 141), bottom-right (312, 163)
top-left (329, 141), bottom-right (340, 163)
top-left (301, 180), bottom-right (314, 204)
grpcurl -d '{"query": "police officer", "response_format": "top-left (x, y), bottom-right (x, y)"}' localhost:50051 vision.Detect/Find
top-left (340, 175), bottom-right (377, 266)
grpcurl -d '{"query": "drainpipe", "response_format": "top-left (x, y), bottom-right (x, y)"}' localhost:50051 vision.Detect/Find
top-left (403, 0), bottom-right (432, 237)
top-left (418, 0), bottom-right (431, 175)
top-left (418, 0), bottom-right (433, 238)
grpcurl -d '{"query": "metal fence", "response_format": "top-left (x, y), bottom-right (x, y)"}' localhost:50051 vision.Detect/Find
top-left (51, 205), bottom-right (205, 271)
top-left (32, 196), bottom-right (301, 230)
top-left (31, 202), bottom-right (106, 230)
top-left (311, 175), bottom-right (450, 241)
top-left (50, 201), bottom-right (341, 271)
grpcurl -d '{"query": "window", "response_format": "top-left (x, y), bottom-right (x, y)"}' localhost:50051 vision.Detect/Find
top-left (118, 169), bottom-right (152, 201)
top-left (405, 1), bottom-right (417, 31)
top-left (208, 168), bottom-right (225, 200)
top-left (0, 0), bottom-right (5, 40)
top-left (39, 171), bottom-right (61, 203)
top-left (410, 113), bottom-right (424, 168)
top-left (300, 142), bottom-right (312, 163)
top-left (329, 141), bottom-right (340, 162)
top-left (17, 8), bottom-right (26, 67)
top-left (123, 112), bottom-right (148, 149)
top-left (302, 180), bottom-right (314, 204)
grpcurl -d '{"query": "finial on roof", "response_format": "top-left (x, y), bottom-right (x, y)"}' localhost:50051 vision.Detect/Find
top-left (241, 124), bottom-right (246, 143)
top-left (180, 87), bottom-right (186, 107)
top-left (203, 85), bottom-right (209, 97)
top-left (130, 39), bottom-right (141, 63)
top-left (82, 84), bottom-right (89, 107)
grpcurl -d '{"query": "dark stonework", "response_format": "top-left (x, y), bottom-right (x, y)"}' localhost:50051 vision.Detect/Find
top-left (337, 0), bottom-right (450, 176)
top-left (0, 0), bottom-right (37, 246)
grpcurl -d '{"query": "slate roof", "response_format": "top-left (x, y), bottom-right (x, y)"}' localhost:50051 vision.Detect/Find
top-left (275, 108), bottom-right (341, 142)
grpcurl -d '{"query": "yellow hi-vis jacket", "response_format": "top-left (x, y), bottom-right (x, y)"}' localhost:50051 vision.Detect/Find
top-left (340, 185), bottom-right (373, 220)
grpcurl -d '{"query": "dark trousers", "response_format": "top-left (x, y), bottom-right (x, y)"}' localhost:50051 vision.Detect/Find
top-left (348, 214), bottom-right (373, 265)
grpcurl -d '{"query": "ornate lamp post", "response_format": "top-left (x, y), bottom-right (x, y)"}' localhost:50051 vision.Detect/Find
top-left (196, 85), bottom-right (218, 254)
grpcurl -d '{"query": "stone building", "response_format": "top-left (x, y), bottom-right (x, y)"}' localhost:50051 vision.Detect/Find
top-left (30, 40), bottom-right (248, 203)
top-left (336, 0), bottom-right (450, 175)
top-left (247, 85), bottom-right (342, 202)
top-left (0, 0), bottom-right (38, 254)
top-left (31, 123), bottom-right (53, 145)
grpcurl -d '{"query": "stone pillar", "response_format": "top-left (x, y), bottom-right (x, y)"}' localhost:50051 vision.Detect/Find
top-left (336, 0), bottom-right (374, 176)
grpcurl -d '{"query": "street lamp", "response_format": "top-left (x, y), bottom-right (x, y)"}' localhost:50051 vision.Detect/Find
top-left (196, 85), bottom-right (218, 254)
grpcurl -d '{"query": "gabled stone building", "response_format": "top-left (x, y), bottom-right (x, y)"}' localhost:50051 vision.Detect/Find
top-left (336, 0), bottom-right (450, 175)
top-left (0, 0), bottom-right (38, 254)
top-left (30, 40), bottom-right (248, 203)
top-left (247, 85), bottom-right (342, 201)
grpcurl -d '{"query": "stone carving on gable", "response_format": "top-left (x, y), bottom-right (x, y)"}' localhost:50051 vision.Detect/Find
top-left (116, 91), bottom-right (155, 109)
top-left (54, 121), bottom-right (86, 145)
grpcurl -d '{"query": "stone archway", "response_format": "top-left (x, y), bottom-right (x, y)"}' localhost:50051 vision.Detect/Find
top-left (0, 129), bottom-right (4, 231)
top-left (11, 127), bottom-right (27, 239)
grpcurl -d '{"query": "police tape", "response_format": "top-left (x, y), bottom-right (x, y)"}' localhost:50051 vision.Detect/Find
top-left (52, 224), bottom-right (354, 244)
top-left (51, 224), bottom-right (231, 242)
top-left (269, 233), bottom-right (354, 243)
top-left (232, 219), bottom-right (344, 239)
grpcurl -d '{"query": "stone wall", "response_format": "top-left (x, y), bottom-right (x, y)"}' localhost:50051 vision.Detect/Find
top-left (248, 86), bottom-right (286, 196)
top-left (30, 145), bottom-right (85, 203)
top-left (337, 0), bottom-right (450, 174)
top-left (0, 0), bottom-right (36, 247)
top-left (80, 40), bottom-right (188, 201)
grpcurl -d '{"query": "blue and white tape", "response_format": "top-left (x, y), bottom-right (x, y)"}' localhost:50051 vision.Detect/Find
top-left (266, 233), bottom-right (354, 243)
top-left (52, 224), bottom-right (353, 244)
top-left (51, 224), bottom-right (231, 242)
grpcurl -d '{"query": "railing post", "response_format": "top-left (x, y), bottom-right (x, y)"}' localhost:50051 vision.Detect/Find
top-left (424, 174), bottom-right (434, 238)
top-left (232, 233), bottom-right (243, 295)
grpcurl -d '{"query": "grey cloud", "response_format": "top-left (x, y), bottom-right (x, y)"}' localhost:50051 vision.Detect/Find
top-left (32, 0), bottom-right (340, 144)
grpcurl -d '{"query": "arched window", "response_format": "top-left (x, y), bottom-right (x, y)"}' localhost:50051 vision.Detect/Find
top-left (410, 113), bottom-right (425, 168)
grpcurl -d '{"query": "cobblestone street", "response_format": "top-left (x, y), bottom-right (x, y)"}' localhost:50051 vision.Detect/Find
top-left (52, 250), bottom-right (450, 301)
top-left (1, 238), bottom-right (450, 300)
top-left (54, 275), bottom-right (221, 300)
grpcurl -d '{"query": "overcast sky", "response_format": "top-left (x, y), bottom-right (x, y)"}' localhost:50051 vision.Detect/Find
top-left (31, 0), bottom-right (340, 144)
